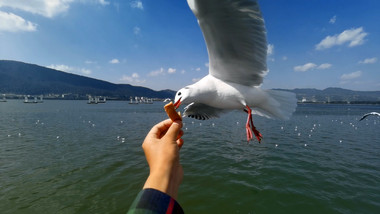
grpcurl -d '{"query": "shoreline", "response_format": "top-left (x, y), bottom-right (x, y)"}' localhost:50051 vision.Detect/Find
top-left (2, 98), bottom-right (380, 105)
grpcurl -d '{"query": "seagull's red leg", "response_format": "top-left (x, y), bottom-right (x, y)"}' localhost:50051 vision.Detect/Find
top-left (245, 106), bottom-right (263, 143)
top-left (250, 118), bottom-right (263, 143)
top-left (244, 107), bottom-right (253, 141)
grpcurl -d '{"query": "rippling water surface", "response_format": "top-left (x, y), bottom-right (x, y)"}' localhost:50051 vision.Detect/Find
top-left (1, 100), bottom-right (379, 213)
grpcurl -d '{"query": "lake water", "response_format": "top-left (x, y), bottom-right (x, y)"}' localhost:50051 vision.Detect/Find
top-left (1, 100), bottom-right (379, 214)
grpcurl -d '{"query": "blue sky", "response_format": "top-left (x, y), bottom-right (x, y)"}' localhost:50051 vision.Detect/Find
top-left (0, 0), bottom-right (379, 91)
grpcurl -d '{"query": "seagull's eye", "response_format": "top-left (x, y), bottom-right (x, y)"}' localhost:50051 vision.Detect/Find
top-left (178, 92), bottom-right (182, 96)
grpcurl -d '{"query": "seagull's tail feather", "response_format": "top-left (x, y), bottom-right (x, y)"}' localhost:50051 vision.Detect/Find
top-left (252, 90), bottom-right (297, 120)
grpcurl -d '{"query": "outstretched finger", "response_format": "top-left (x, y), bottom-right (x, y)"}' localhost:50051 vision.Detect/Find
top-left (164, 120), bottom-right (183, 142)
top-left (148, 119), bottom-right (172, 138)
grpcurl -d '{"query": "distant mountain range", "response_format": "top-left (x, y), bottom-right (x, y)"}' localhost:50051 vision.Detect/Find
top-left (0, 60), bottom-right (175, 100)
top-left (1, 60), bottom-right (380, 102)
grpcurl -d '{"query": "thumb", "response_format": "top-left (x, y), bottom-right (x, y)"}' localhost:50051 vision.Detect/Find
top-left (164, 120), bottom-right (182, 142)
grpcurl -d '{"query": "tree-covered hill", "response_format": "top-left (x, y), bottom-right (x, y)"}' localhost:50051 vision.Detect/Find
top-left (0, 60), bottom-right (175, 99)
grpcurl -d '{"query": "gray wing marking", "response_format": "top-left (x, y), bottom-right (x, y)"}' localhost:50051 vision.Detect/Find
top-left (187, 0), bottom-right (268, 86)
top-left (183, 102), bottom-right (230, 120)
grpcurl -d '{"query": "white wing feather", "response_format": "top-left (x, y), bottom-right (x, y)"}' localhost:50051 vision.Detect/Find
top-left (187, 0), bottom-right (268, 86)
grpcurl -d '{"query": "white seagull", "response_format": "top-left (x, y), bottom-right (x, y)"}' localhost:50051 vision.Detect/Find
top-left (173, 0), bottom-right (297, 142)
top-left (359, 112), bottom-right (380, 121)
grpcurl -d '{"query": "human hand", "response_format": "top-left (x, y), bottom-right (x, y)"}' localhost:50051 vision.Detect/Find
top-left (142, 119), bottom-right (184, 199)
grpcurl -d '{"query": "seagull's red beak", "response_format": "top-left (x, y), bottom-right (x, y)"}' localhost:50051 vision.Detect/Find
top-left (174, 98), bottom-right (181, 110)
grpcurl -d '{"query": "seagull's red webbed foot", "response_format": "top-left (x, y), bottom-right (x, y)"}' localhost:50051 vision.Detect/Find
top-left (244, 106), bottom-right (263, 143)
top-left (251, 123), bottom-right (263, 143)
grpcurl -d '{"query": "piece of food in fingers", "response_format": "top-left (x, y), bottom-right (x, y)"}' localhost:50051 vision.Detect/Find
top-left (164, 102), bottom-right (182, 121)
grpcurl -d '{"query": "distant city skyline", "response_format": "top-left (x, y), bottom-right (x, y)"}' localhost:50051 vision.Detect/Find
top-left (0, 0), bottom-right (379, 91)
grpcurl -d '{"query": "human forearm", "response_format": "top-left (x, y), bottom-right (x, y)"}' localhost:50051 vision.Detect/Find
top-left (143, 163), bottom-right (183, 199)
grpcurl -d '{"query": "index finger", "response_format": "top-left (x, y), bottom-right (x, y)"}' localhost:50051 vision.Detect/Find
top-left (163, 120), bottom-right (183, 142)
top-left (147, 119), bottom-right (173, 138)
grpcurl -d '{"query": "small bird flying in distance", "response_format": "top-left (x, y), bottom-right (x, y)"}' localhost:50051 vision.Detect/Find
top-left (359, 112), bottom-right (380, 121)
top-left (173, 0), bottom-right (297, 142)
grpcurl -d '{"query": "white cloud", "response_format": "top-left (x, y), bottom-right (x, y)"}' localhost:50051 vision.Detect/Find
top-left (168, 68), bottom-right (176, 74)
top-left (294, 63), bottom-right (317, 72)
top-left (133, 26), bottom-right (140, 35)
top-left (120, 73), bottom-right (145, 84)
top-left (49, 64), bottom-right (70, 71)
top-left (267, 44), bottom-right (274, 56)
top-left (359, 57), bottom-right (377, 64)
top-left (195, 67), bottom-right (201, 71)
top-left (0, 0), bottom-right (74, 18)
top-left (109, 58), bottom-right (120, 64)
top-left (149, 67), bottom-right (177, 76)
top-left (98, 0), bottom-right (110, 6)
top-left (79, 68), bottom-right (91, 75)
top-left (0, 0), bottom-right (109, 18)
top-left (48, 64), bottom-right (92, 75)
top-left (294, 62), bottom-right (332, 72)
top-left (329, 15), bottom-right (337, 24)
top-left (340, 71), bottom-right (362, 81)
top-left (85, 60), bottom-right (96, 64)
top-left (130, 0), bottom-right (143, 10)
top-left (192, 78), bottom-right (201, 83)
top-left (282, 56), bottom-right (288, 61)
top-left (317, 63), bottom-right (332, 70)
top-left (205, 62), bottom-right (209, 68)
top-left (149, 67), bottom-right (165, 76)
top-left (0, 11), bottom-right (37, 32)
top-left (316, 27), bottom-right (368, 50)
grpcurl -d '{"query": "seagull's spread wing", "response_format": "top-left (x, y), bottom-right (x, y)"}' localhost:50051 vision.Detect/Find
top-left (359, 113), bottom-right (370, 121)
top-left (188, 0), bottom-right (267, 86)
top-left (183, 102), bottom-right (229, 120)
